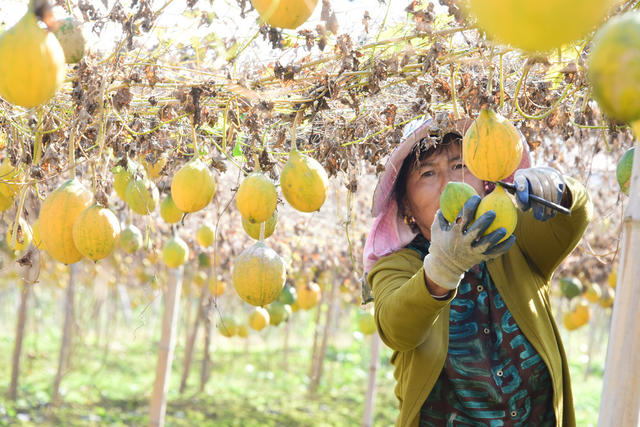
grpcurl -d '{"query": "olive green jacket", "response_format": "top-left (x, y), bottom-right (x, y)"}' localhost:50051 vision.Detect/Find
top-left (368, 177), bottom-right (592, 427)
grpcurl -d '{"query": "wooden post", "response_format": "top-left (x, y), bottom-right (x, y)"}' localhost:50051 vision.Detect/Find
top-left (52, 263), bottom-right (78, 406)
top-left (309, 278), bottom-right (338, 394)
top-left (149, 267), bottom-right (183, 427)
top-left (8, 282), bottom-right (31, 400)
top-left (199, 295), bottom-right (213, 392)
top-left (598, 140), bottom-right (640, 426)
top-left (179, 288), bottom-right (206, 394)
top-left (362, 333), bottom-right (381, 427)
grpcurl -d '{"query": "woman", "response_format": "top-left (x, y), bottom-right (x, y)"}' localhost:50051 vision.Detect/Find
top-left (363, 117), bottom-right (592, 426)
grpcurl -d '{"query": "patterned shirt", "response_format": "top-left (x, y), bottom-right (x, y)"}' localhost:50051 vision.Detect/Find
top-left (408, 236), bottom-right (555, 426)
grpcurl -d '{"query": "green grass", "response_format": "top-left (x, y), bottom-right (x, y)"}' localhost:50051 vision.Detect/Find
top-left (0, 288), bottom-right (607, 426)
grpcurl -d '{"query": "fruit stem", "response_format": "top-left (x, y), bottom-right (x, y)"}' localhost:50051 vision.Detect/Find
top-left (259, 222), bottom-right (265, 242)
top-left (191, 117), bottom-right (199, 159)
top-left (10, 185), bottom-right (29, 250)
top-left (290, 110), bottom-right (303, 152)
top-left (33, 107), bottom-right (44, 166)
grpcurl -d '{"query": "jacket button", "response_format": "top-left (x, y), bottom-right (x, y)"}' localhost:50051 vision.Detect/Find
top-left (496, 370), bottom-right (504, 377)
top-left (511, 410), bottom-right (518, 417)
top-left (476, 285), bottom-right (484, 292)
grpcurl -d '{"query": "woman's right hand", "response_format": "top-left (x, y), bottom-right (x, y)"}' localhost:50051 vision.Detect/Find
top-left (423, 196), bottom-right (515, 290)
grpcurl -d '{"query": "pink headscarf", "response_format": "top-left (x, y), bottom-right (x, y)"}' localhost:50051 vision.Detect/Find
top-left (363, 116), bottom-right (531, 273)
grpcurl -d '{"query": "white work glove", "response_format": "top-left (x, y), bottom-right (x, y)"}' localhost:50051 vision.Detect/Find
top-left (423, 195), bottom-right (516, 290)
top-left (514, 167), bottom-right (566, 221)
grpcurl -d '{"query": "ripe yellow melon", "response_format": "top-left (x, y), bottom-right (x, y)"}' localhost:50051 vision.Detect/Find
top-left (464, 0), bottom-right (619, 52)
top-left (242, 210), bottom-right (277, 240)
top-left (162, 236), bottom-right (189, 268)
top-left (125, 177), bottom-right (159, 215)
top-left (112, 165), bottom-right (134, 201)
top-left (72, 204), bottom-right (121, 261)
top-left (463, 109), bottom-right (523, 182)
top-left (0, 10), bottom-right (66, 107)
top-left (474, 185), bottom-right (517, 243)
top-left (39, 179), bottom-right (92, 264)
top-left (297, 282), bottom-right (321, 309)
top-left (171, 159), bottom-right (215, 213)
top-left (160, 194), bottom-right (183, 224)
top-left (196, 223), bottom-right (215, 247)
top-left (251, 0), bottom-right (319, 29)
top-left (248, 306), bottom-right (270, 331)
top-left (236, 172), bottom-right (277, 223)
top-left (208, 278), bottom-right (227, 296)
top-left (587, 12), bottom-right (640, 123)
top-left (232, 241), bottom-right (286, 306)
top-left (218, 314), bottom-right (238, 337)
top-left (280, 150), bottom-right (329, 213)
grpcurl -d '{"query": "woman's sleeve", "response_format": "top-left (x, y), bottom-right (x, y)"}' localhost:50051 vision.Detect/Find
top-left (514, 175), bottom-right (593, 282)
top-left (368, 250), bottom-right (455, 352)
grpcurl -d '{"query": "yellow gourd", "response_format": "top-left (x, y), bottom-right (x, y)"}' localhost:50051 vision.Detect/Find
top-left (72, 204), bottom-right (121, 261)
top-left (280, 150), bottom-right (329, 213)
top-left (232, 241), bottom-right (286, 307)
top-left (236, 172), bottom-right (277, 223)
top-left (250, 0), bottom-right (319, 29)
top-left (474, 185), bottom-right (517, 243)
top-left (0, 9), bottom-right (66, 107)
top-left (171, 158), bottom-right (215, 213)
top-left (463, 109), bottom-right (523, 182)
top-left (39, 179), bottom-right (92, 264)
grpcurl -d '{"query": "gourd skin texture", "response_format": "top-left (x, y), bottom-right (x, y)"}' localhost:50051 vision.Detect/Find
top-left (39, 180), bottom-right (93, 264)
top-left (465, 0), bottom-right (619, 52)
top-left (0, 12), bottom-right (66, 107)
top-left (251, 0), bottom-right (318, 29)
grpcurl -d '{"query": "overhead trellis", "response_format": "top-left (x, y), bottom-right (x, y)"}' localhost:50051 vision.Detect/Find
top-left (0, 0), bottom-right (636, 283)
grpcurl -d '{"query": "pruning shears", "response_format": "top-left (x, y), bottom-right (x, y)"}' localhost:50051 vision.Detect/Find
top-left (497, 181), bottom-right (571, 216)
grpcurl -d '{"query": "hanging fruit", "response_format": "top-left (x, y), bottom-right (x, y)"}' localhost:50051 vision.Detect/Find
top-left (195, 223), bottom-right (215, 247)
top-left (171, 158), bottom-right (215, 213)
top-left (236, 172), bottom-right (277, 223)
top-left (53, 17), bottom-right (85, 64)
top-left (160, 194), bottom-right (184, 224)
top-left (72, 204), bottom-right (121, 261)
top-left (616, 147), bottom-right (635, 195)
top-left (218, 314), bottom-right (238, 337)
top-left (242, 210), bottom-right (277, 240)
top-left (162, 235), bottom-right (189, 268)
top-left (297, 282), bottom-right (321, 310)
top-left (267, 301), bottom-right (291, 326)
top-left (125, 177), bottom-right (159, 215)
top-left (119, 224), bottom-right (143, 254)
top-left (280, 149), bottom-right (329, 213)
top-left (473, 185), bottom-right (517, 243)
top-left (439, 182), bottom-right (479, 223)
top-left (208, 277), bottom-right (227, 296)
top-left (0, 3), bottom-right (66, 107)
top-left (248, 307), bottom-right (270, 331)
top-left (463, 0), bottom-right (619, 52)
top-left (232, 241), bottom-right (286, 307)
top-left (39, 179), bottom-right (93, 264)
top-left (250, 0), bottom-right (319, 29)
top-left (587, 12), bottom-right (640, 123)
top-left (462, 109), bottom-right (523, 182)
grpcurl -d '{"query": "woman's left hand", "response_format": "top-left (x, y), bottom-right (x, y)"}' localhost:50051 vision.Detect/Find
top-left (513, 167), bottom-right (566, 221)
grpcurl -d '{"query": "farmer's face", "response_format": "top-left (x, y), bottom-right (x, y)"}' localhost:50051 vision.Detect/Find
top-left (403, 143), bottom-right (485, 241)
